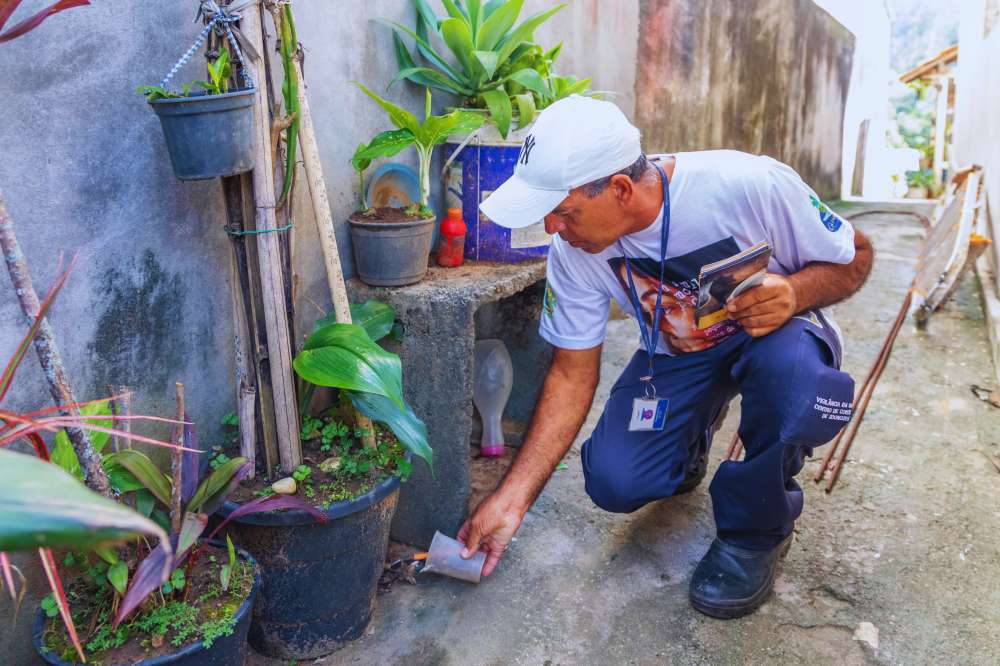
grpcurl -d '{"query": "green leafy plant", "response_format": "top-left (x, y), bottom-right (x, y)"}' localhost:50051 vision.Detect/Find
top-left (388, 0), bottom-right (577, 137)
top-left (137, 47), bottom-right (234, 102)
top-left (906, 168), bottom-right (935, 190)
top-left (219, 535), bottom-right (236, 592)
top-left (294, 299), bottom-right (432, 470)
top-left (292, 464), bottom-right (312, 483)
top-left (351, 84), bottom-right (484, 212)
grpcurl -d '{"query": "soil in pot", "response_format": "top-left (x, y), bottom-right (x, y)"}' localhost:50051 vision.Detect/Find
top-left (226, 407), bottom-right (411, 507)
top-left (37, 543), bottom-right (255, 665)
top-left (349, 205), bottom-right (433, 224)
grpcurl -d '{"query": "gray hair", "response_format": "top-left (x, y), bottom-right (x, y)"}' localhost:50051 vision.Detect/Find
top-left (580, 154), bottom-right (650, 197)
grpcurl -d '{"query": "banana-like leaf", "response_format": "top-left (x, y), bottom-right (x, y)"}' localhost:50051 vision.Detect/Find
top-left (185, 458), bottom-right (250, 515)
top-left (347, 390), bottom-right (432, 470)
top-left (354, 81), bottom-right (420, 134)
top-left (0, 450), bottom-right (170, 553)
top-left (417, 109), bottom-right (486, 148)
top-left (353, 129), bottom-right (416, 162)
top-left (477, 0), bottom-right (524, 50)
top-left (481, 87), bottom-right (513, 138)
top-left (483, 0), bottom-right (508, 18)
top-left (104, 450), bottom-right (172, 506)
top-left (514, 92), bottom-right (536, 129)
top-left (311, 300), bottom-right (397, 342)
top-left (440, 17), bottom-right (475, 74)
top-left (294, 324), bottom-right (405, 409)
top-left (351, 300), bottom-right (397, 341)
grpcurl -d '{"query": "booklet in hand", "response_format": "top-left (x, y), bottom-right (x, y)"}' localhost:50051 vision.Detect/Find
top-left (695, 240), bottom-right (772, 329)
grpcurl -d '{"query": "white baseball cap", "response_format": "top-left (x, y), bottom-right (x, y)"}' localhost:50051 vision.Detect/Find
top-left (479, 95), bottom-right (641, 229)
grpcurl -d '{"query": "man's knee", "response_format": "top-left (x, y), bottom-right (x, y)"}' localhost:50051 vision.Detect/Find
top-left (581, 439), bottom-right (645, 513)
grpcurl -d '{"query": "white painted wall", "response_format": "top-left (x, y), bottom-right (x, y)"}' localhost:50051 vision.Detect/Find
top-left (813, 0), bottom-right (893, 199)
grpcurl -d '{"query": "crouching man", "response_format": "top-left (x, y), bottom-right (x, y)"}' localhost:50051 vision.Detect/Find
top-left (458, 96), bottom-right (873, 618)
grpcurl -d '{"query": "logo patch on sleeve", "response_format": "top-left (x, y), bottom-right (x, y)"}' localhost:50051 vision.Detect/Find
top-left (543, 284), bottom-right (557, 318)
top-left (810, 194), bottom-right (844, 232)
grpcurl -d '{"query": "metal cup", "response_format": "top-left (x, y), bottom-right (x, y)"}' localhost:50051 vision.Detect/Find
top-left (422, 531), bottom-right (486, 583)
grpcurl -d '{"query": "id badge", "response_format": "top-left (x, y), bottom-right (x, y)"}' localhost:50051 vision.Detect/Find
top-left (628, 397), bottom-right (669, 431)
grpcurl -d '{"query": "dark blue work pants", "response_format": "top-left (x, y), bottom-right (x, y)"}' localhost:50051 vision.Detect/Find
top-left (581, 316), bottom-right (855, 550)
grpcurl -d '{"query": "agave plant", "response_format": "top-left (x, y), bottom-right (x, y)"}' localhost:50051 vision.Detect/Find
top-left (350, 83), bottom-right (484, 212)
top-left (389, 0), bottom-right (586, 138)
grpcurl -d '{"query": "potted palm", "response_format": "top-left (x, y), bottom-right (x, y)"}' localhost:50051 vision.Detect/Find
top-left (348, 84), bottom-right (483, 286)
top-left (388, 0), bottom-right (595, 262)
top-left (217, 299), bottom-right (433, 659)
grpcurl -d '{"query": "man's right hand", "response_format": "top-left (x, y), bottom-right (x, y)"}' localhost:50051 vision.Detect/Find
top-left (457, 490), bottom-right (525, 577)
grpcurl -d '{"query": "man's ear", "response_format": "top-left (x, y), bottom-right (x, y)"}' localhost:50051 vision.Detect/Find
top-left (610, 173), bottom-right (636, 205)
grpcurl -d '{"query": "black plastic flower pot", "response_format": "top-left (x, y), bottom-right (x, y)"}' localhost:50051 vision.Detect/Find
top-left (32, 541), bottom-right (261, 666)
top-left (348, 214), bottom-right (435, 287)
top-left (216, 473), bottom-right (401, 660)
top-left (149, 87), bottom-right (256, 181)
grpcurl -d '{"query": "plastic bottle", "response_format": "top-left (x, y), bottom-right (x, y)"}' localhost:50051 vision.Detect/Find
top-left (472, 339), bottom-right (513, 457)
top-left (437, 207), bottom-right (467, 267)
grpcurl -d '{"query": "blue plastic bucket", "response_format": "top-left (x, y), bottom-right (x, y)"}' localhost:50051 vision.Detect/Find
top-left (445, 125), bottom-right (551, 263)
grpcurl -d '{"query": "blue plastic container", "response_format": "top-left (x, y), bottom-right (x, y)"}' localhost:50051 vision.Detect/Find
top-left (445, 125), bottom-right (551, 263)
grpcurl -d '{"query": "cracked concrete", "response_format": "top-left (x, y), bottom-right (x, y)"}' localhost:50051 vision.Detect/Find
top-left (251, 206), bottom-right (1000, 665)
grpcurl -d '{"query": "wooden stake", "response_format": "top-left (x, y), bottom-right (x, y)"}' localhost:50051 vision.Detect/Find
top-left (293, 59), bottom-right (378, 450)
top-left (238, 382), bottom-right (257, 480)
top-left (0, 191), bottom-right (112, 496)
top-left (223, 174), bottom-right (281, 477)
top-left (245, 5), bottom-right (302, 471)
top-left (171, 382), bottom-right (185, 534)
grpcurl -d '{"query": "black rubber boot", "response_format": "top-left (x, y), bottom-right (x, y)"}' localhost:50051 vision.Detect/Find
top-left (688, 534), bottom-right (793, 619)
top-left (674, 448), bottom-right (707, 495)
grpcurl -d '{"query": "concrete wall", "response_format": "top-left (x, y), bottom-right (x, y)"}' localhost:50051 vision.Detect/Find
top-left (955, 0), bottom-right (1000, 282)
top-left (635, 0), bottom-right (854, 199)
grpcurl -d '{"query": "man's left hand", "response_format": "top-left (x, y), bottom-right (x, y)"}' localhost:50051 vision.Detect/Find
top-left (726, 273), bottom-right (798, 337)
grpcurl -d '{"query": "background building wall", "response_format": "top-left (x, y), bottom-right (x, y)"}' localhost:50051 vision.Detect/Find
top-left (635, 0), bottom-right (854, 199)
top-left (955, 0), bottom-right (1000, 281)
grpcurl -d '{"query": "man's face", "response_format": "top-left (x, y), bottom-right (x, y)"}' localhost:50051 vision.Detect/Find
top-left (543, 186), bottom-right (631, 253)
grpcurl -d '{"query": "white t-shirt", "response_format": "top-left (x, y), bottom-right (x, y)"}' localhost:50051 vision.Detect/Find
top-left (539, 150), bottom-right (856, 355)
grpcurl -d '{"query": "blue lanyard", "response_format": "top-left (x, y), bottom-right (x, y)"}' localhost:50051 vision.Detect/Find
top-left (618, 163), bottom-right (671, 397)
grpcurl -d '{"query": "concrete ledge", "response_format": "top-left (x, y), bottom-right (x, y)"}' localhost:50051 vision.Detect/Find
top-left (348, 260), bottom-right (549, 546)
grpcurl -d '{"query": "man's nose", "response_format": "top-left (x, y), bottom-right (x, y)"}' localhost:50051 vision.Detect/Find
top-left (543, 215), bottom-right (565, 235)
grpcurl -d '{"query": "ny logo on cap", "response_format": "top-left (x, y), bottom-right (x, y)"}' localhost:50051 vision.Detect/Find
top-left (519, 135), bottom-right (536, 166)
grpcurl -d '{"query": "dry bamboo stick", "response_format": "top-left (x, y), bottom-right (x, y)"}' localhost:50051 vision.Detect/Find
top-left (293, 58), bottom-right (377, 450)
top-left (238, 382), bottom-right (257, 480)
top-left (171, 382), bottom-right (185, 534)
top-left (0, 191), bottom-right (111, 496)
top-left (245, 5), bottom-right (302, 472)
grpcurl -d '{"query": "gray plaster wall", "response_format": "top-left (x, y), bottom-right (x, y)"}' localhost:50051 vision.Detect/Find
top-left (635, 0), bottom-right (854, 199)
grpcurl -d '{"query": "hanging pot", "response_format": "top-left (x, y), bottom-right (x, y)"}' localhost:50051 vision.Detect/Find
top-left (149, 88), bottom-right (256, 181)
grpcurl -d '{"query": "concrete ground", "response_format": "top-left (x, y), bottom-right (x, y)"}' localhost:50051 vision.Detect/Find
top-left (270, 206), bottom-right (1000, 665)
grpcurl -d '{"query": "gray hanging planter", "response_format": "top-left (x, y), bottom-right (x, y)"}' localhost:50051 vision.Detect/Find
top-left (149, 87), bottom-right (256, 181)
